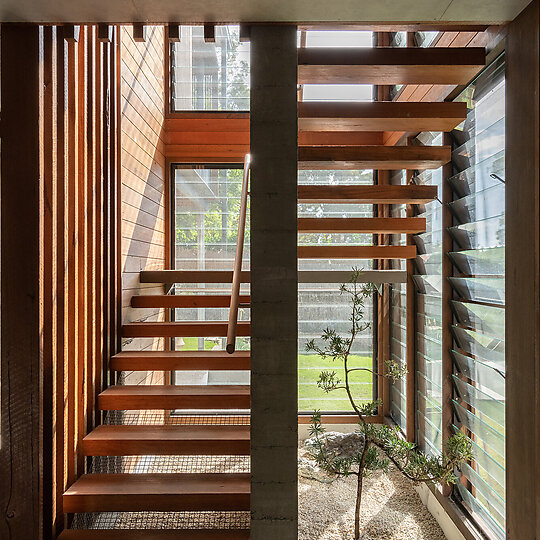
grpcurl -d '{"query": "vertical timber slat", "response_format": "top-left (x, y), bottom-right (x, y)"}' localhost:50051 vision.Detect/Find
top-left (250, 25), bottom-right (298, 540)
top-left (0, 24), bottom-right (42, 540)
top-left (506, 1), bottom-right (540, 537)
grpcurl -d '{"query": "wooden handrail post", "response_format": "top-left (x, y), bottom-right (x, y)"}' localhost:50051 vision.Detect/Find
top-left (226, 154), bottom-right (251, 353)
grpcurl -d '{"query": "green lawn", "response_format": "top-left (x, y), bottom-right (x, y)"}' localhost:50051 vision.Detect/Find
top-left (176, 339), bottom-right (374, 413)
top-left (299, 353), bottom-right (373, 412)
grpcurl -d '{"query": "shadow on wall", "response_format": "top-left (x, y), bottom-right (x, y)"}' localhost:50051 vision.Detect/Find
top-left (120, 25), bottom-right (168, 385)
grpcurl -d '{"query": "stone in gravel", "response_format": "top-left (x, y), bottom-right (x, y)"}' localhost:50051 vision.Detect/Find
top-left (305, 431), bottom-right (366, 459)
top-left (298, 456), bottom-right (334, 483)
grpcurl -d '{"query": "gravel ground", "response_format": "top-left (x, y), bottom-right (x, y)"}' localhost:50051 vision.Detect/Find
top-left (299, 449), bottom-right (447, 540)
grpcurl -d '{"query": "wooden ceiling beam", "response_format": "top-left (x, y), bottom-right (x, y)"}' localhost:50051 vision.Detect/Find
top-left (298, 144), bottom-right (450, 169)
top-left (298, 184), bottom-right (438, 204)
top-left (298, 216), bottom-right (427, 233)
top-left (298, 101), bottom-right (467, 132)
top-left (298, 245), bottom-right (417, 259)
top-left (298, 47), bottom-right (486, 85)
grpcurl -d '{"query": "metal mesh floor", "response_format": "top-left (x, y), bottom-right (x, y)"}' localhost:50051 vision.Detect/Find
top-left (71, 511), bottom-right (250, 530)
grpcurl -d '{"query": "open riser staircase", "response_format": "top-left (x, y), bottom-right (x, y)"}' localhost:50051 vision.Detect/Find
top-left (59, 39), bottom-right (484, 539)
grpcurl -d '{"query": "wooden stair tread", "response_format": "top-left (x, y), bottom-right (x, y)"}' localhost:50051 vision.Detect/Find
top-left (298, 145), bottom-right (450, 170)
top-left (131, 294), bottom-right (250, 308)
top-left (98, 385), bottom-right (250, 411)
top-left (298, 217), bottom-right (426, 233)
top-left (122, 321), bottom-right (250, 338)
top-left (59, 530), bottom-right (249, 539)
top-left (298, 245), bottom-right (416, 259)
top-left (298, 184), bottom-right (437, 204)
top-left (140, 270), bottom-right (250, 284)
top-left (298, 101), bottom-right (467, 132)
top-left (63, 473), bottom-right (250, 513)
top-left (82, 425), bottom-right (250, 456)
top-left (111, 350), bottom-right (250, 371)
top-left (298, 47), bottom-right (485, 85)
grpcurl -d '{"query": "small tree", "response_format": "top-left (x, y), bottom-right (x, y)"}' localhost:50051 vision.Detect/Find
top-left (306, 268), bottom-right (472, 540)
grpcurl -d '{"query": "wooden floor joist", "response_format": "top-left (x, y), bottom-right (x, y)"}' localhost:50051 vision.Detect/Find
top-left (81, 425), bottom-right (251, 456)
top-left (121, 321), bottom-right (250, 338)
top-left (298, 245), bottom-right (416, 259)
top-left (298, 145), bottom-right (450, 169)
top-left (298, 184), bottom-right (437, 204)
top-left (63, 473), bottom-right (251, 513)
top-left (298, 101), bottom-right (467, 132)
top-left (110, 350), bottom-right (250, 371)
top-left (97, 385), bottom-right (250, 411)
top-left (298, 47), bottom-right (486, 85)
top-left (131, 294), bottom-right (250, 308)
top-left (298, 217), bottom-right (426, 233)
top-left (59, 530), bottom-right (250, 539)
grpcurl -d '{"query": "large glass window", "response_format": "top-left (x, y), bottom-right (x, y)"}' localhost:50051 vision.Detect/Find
top-left (448, 56), bottom-right (506, 539)
top-left (170, 26), bottom-right (250, 111)
top-left (172, 165), bottom-right (250, 393)
top-left (298, 169), bottom-right (375, 413)
top-left (172, 166), bottom-right (375, 413)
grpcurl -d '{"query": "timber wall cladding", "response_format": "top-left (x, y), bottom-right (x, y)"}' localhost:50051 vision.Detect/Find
top-left (35, 25), bottom-right (121, 538)
top-left (120, 25), bottom-right (167, 384)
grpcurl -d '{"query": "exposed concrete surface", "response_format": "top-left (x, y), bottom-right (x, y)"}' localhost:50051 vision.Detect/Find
top-left (0, 0), bottom-right (532, 23)
top-left (250, 24), bottom-right (298, 540)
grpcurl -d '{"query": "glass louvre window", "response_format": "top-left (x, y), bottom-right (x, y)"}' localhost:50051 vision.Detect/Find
top-left (298, 169), bottom-right (375, 413)
top-left (389, 170), bottom-right (407, 432)
top-left (449, 56), bottom-right (506, 539)
top-left (170, 26), bottom-right (249, 111)
top-left (413, 132), bottom-right (444, 457)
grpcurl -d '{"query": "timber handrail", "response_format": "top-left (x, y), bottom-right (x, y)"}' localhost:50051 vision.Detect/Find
top-left (226, 154), bottom-right (251, 354)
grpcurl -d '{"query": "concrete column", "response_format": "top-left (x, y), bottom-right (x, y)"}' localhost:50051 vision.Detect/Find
top-left (250, 25), bottom-right (298, 539)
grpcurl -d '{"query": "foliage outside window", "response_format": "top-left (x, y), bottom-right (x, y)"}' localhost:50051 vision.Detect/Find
top-left (171, 26), bottom-right (249, 111)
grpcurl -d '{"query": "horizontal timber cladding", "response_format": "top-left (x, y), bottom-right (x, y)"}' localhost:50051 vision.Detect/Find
top-left (0, 24), bottom-right (123, 539)
top-left (120, 25), bottom-right (169, 388)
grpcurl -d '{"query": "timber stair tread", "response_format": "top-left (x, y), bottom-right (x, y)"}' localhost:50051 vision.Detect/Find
top-left (298, 145), bottom-right (450, 170)
top-left (59, 530), bottom-right (250, 539)
top-left (63, 473), bottom-right (250, 513)
top-left (82, 424), bottom-right (251, 456)
top-left (122, 321), bottom-right (250, 338)
top-left (111, 350), bottom-right (250, 371)
top-left (298, 101), bottom-right (467, 132)
top-left (297, 47), bottom-right (485, 85)
top-left (138, 269), bottom-right (406, 284)
top-left (298, 217), bottom-right (426, 233)
top-left (298, 184), bottom-right (437, 204)
top-left (98, 384), bottom-right (251, 410)
top-left (140, 270), bottom-right (250, 284)
top-left (131, 294), bottom-right (250, 308)
top-left (298, 245), bottom-right (416, 259)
